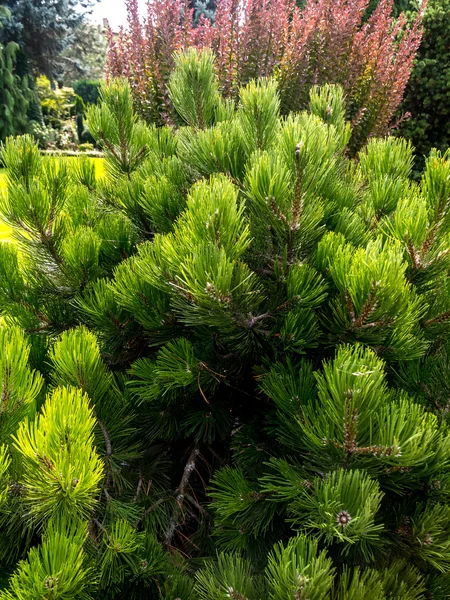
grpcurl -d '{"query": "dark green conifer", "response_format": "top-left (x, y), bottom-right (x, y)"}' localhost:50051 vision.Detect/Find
top-left (0, 41), bottom-right (31, 140)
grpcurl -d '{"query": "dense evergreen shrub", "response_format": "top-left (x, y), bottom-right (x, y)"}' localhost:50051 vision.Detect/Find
top-left (0, 41), bottom-right (31, 140)
top-left (0, 51), bottom-right (450, 597)
top-left (397, 0), bottom-right (450, 176)
top-left (74, 80), bottom-right (102, 106)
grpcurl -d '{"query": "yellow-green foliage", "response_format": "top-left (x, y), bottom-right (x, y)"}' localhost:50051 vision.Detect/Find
top-left (1, 70), bottom-right (450, 598)
top-left (0, 158), bottom-right (104, 242)
top-left (36, 75), bottom-right (77, 126)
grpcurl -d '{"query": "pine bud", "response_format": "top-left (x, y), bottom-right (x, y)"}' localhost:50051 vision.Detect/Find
top-left (336, 510), bottom-right (352, 527)
top-left (297, 573), bottom-right (310, 589)
top-left (8, 481), bottom-right (25, 497)
top-left (226, 587), bottom-right (248, 600)
top-left (44, 576), bottom-right (59, 590)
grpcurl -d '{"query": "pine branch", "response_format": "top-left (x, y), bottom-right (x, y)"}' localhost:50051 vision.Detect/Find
top-left (133, 470), bottom-right (143, 503)
top-left (353, 290), bottom-right (378, 328)
top-left (138, 498), bottom-right (167, 526)
top-left (343, 400), bottom-right (358, 455)
top-left (346, 292), bottom-right (356, 323)
top-left (95, 415), bottom-right (113, 458)
top-left (406, 239), bottom-right (420, 269)
top-left (165, 442), bottom-right (201, 547)
top-left (292, 142), bottom-right (305, 228)
top-left (424, 310), bottom-right (450, 328)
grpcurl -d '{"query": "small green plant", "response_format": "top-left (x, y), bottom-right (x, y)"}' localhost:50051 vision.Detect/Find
top-left (79, 142), bottom-right (94, 152)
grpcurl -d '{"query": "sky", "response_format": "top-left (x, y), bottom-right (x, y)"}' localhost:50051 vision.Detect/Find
top-left (89, 0), bottom-right (144, 30)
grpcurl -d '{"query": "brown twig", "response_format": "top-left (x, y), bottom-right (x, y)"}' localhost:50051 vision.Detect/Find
top-left (96, 416), bottom-right (112, 458)
top-left (424, 310), bottom-right (450, 328)
top-left (165, 443), bottom-right (201, 547)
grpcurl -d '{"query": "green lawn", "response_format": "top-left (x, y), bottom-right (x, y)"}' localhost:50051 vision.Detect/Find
top-left (0, 157), bottom-right (104, 242)
top-left (0, 169), bottom-right (10, 242)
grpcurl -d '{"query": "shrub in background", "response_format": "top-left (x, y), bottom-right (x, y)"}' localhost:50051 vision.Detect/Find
top-left (33, 75), bottom-right (82, 151)
top-left (0, 52), bottom-right (449, 596)
top-left (397, 0), bottom-right (450, 175)
top-left (60, 22), bottom-right (107, 85)
top-left (36, 75), bottom-right (76, 128)
top-left (73, 79), bottom-right (102, 106)
top-left (73, 80), bottom-right (101, 148)
top-left (0, 41), bottom-right (31, 140)
top-left (107, 0), bottom-right (424, 153)
top-left (27, 120), bottom-right (54, 149)
top-left (78, 142), bottom-right (94, 152)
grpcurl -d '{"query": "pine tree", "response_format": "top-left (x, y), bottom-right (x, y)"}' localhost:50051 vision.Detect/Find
top-left (0, 0), bottom-right (101, 80)
top-left (0, 49), bottom-right (450, 598)
top-left (61, 23), bottom-right (107, 86)
top-left (188, 0), bottom-right (217, 24)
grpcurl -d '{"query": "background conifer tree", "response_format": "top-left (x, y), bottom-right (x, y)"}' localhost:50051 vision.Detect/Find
top-left (0, 41), bottom-right (32, 140)
top-left (398, 0), bottom-right (450, 175)
top-left (0, 49), bottom-right (449, 598)
top-left (188, 0), bottom-right (217, 24)
top-left (0, 0), bottom-right (101, 80)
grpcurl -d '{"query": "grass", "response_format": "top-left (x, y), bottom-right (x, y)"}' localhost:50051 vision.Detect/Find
top-left (0, 170), bottom-right (10, 242)
top-left (0, 157), bottom-right (105, 242)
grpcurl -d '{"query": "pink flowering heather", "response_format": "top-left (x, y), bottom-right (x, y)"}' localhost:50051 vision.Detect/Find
top-left (108, 0), bottom-right (196, 124)
top-left (106, 0), bottom-right (425, 150)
